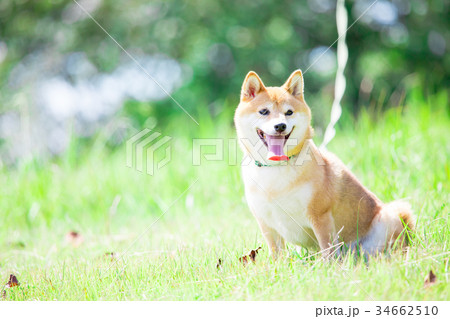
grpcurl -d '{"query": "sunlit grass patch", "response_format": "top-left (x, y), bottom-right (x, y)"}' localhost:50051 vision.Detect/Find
top-left (0, 95), bottom-right (448, 300)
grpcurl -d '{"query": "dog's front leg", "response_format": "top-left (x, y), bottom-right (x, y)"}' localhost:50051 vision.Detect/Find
top-left (256, 218), bottom-right (285, 258)
top-left (311, 211), bottom-right (337, 259)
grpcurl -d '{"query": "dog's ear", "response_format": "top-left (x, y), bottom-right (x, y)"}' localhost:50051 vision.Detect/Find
top-left (283, 70), bottom-right (304, 99)
top-left (241, 71), bottom-right (266, 101)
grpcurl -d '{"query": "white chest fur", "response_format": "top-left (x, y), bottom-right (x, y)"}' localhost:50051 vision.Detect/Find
top-left (241, 163), bottom-right (318, 247)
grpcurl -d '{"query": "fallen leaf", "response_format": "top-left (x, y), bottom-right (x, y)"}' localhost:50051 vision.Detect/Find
top-left (65, 231), bottom-right (84, 247)
top-left (2, 274), bottom-right (20, 300)
top-left (5, 274), bottom-right (20, 288)
top-left (424, 270), bottom-right (437, 288)
top-left (239, 255), bottom-right (248, 265)
top-left (216, 258), bottom-right (223, 269)
top-left (104, 252), bottom-right (117, 261)
top-left (249, 247), bottom-right (262, 262)
top-left (239, 246), bottom-right (262, 266)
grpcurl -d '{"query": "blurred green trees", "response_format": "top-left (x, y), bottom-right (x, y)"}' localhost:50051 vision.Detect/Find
top-left (0, 0), bottom-right (448, 120)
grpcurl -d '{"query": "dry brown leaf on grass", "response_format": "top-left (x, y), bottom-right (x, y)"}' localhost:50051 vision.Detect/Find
top-left (65, 231), bottom-right (84, 247)
top-left (5, 274), bottom-right (20, 288)
top-left (2, 274), bottom-right (20, 300)
top-left (424, 270), bottom-right (437, 288)
top-left (239, 255), bottom-right (248, 265)
top-left (248, 247), bottom-right (262, 262)
top-left (239, 246), bottom-right (262, 266)
top-left (104, 252), bottom-right (117, 261)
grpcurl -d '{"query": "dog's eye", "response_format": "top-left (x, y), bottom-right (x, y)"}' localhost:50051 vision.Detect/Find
top-left (285, 110), bottom-right (294, 116)
top-left (259, 109), bottom-right (270, 116)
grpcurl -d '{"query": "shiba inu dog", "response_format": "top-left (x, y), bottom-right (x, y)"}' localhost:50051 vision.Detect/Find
top-left (234, 70), bottom-right (414, 257)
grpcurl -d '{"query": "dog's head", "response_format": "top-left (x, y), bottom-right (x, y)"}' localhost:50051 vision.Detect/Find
top-left (234, 70), bottom-right (312, 163)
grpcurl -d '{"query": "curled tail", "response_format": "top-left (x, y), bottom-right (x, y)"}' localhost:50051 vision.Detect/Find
top-left (361, 200), bottom-right (415, 254)
top-left (384, 200), bottom-right (415, 236)
top-left (394, 201), bottom-right (415, 232)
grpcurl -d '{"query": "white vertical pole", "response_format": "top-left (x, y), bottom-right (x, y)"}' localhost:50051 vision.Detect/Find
top-left (321, 0), bottom-right (348, 150)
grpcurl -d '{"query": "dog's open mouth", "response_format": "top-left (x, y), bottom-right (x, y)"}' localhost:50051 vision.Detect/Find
top-left (256, 128), bottom-right (293, 162)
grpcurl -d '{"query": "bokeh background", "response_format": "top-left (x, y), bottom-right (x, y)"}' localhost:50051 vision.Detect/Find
top-left (0, 0), bottom-right (449, 301)
top-left (0, 0), bottom-right (448, 164)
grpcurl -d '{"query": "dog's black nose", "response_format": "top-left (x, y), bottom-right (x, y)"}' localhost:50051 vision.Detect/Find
top-left (274, 123), bottom-right (287, 133)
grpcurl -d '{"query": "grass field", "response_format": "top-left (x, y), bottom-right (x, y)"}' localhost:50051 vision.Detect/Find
top-left (0, 90), bottom-right (448, 300)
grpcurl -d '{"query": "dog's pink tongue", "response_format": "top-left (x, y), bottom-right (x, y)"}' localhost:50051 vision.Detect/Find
top-left (266, 135), bottom-right (289, 161)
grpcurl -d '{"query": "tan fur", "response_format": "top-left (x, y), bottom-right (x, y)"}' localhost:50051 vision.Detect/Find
top-left (235, 70), bottom-right (415, 257)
